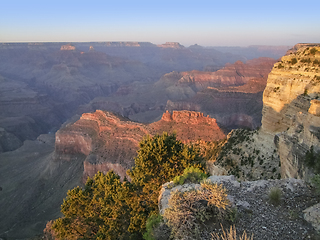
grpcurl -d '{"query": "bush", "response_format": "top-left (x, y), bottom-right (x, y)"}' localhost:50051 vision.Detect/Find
top-left (268, 187), bottom-right (282, 205)
top-left (290, 58), bottom-right (297, 65)
top-left (305, 146), bottom-right (320, 173)
top-left (52, 132), bottom-right (205, 239)
top-left (310, 48), bottom-right (318, 55)
top-left (311, 174), bottom-right (320, 194)
top-left (143, 214), bottom-right (163, 240)
top-left (173, 166), bottom-right (207, 185)
top-left (127, 132), bottom-right (205, 233)
top-left (211, 225), bottom-right (253, 240)
top-left (51, 171), bottom-right (134, 240)
top-left (164, 181), bottom-right (229, 239)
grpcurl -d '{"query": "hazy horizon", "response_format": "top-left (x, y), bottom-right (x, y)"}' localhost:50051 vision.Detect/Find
top-left (1, 0), bottom-right (320, 47)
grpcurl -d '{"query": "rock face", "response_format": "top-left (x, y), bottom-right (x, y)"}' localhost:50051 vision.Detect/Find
top-left (158, 57), bottom-right (275, 92)
top-left (60, 44), bottom-right (76, 50)
top-left (260, 44), bottom-right (320, 179)
top-left (55, 110), bottom-right (225, 180)
top-left (159, 58), bottom-right (276, 130)
top-left (210, 44), bottom-right (320, 181)
top-left (157, 42), bottom-right (185, 49)
top-left (159, 176), bottom-right (318, 240)
top-left (150, 110), bottom-right (225, 143)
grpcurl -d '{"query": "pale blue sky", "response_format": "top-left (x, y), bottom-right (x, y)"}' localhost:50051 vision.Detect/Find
top-left (1, 0), bottom-right (319, 46)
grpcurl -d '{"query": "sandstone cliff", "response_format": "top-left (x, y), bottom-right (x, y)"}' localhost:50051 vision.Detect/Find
top-left (55, 110), bottom-right (225, 180)
top-left (210, 44), bottom-right (320, 181)
top-left (261, 44), bottom-right (320, 179)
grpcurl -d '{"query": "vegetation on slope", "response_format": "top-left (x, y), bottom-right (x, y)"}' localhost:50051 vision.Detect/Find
top-left (50, 132), bottom-right (206, 239)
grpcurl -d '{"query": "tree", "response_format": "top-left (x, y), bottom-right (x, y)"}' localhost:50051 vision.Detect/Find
top-left (52, 171), bottom-right (134, 240)
top-left (127, 132), bottom-right (205, 233)
top-left (51, 132), bottom-right (205, 238)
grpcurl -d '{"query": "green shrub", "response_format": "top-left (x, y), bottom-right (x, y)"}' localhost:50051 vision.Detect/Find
top-left (310, 48), bottom-right (318, 55)
top-left (143, 214), bottom-right (163, 240)
top-left (226, 207), bottom-right (239, 223)
top-left (127, 132), bottom-right (205, 233)
top-left (290, 58), bottom-right (297, 64)
top-left (268, 187), bottom-right (282, 205)
top-left (311, 174), bottom-right (320, 194)
top-left (305, 146), bottom-right (320, 173)
top-left (173, 166), bottom-right (207, 185)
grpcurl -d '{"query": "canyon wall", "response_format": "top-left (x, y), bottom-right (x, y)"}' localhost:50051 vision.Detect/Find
top-left (210, 44), bottom-right (320, 181)
top-left (163, 58), bottom-right (276, 130)
top-left (55, 110), bottom-right (226, 180)
top-left (261, 44), bottom-right (320, 179)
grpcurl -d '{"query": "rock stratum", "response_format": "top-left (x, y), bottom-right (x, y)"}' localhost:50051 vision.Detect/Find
top-left (55, 110), bottom-right (226, 180)
top-left (163, 58), bottom-right (276, 129)
top-left (0, 42), bottom-right (285, 152)
top-left (210, 44), bottom-right (320, 181)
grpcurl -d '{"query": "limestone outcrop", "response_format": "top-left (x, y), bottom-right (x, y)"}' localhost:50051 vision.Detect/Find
top-left (261, 44), bottom-right (320, 179)
top-left (55, 110), bottom-right (226, 179)
top-left (210, 44), bottom-right (320, 181)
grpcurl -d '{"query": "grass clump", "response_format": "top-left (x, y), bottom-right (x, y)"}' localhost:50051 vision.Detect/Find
top-left (173, 166), bottom-right (207, 185)
top-left (268, 187), bottom-right (282, 205)
top-left (211, 225), bottom-right (253, 240)
top-left (164, 181), bottom-right (229, 239)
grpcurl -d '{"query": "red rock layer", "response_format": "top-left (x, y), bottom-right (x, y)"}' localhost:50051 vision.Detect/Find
top-left (177, 58), bottom-right (276, 89)
top-left (55, 110), bottom-right (226, 180)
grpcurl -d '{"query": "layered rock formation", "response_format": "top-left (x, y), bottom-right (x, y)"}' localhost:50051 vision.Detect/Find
top-left (210, 44), bottom-right (320, 181)
top-left (157, 42), bottom-right (185, 49)
top-left (55, 110), bottom-right (225, 180)
top-left (157, 57), bottom-right (275, 91)
top-left (261, 44), bottom-right (320, 179)
top-left (162, 58), bottom-right (276, 129)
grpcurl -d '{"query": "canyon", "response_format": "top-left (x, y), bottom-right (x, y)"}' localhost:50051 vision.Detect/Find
top-left (0, 42), bottom-right (291, 239)
top-left (0, 43), bottom-right (286, 153)
top-left (55, 110), bottom-right (225, 180)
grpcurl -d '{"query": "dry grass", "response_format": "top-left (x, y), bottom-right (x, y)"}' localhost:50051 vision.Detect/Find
top-left (211, 225), bottom-right (253, 240)
top-left (163, 182), bottom-right (229, 239)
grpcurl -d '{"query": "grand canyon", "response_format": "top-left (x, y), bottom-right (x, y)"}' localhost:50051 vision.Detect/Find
top-left (1, 42), bottom-right (320, 239)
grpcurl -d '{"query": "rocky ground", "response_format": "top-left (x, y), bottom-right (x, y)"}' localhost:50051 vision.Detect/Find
top-left (159, 176), bottom-right (320, 240)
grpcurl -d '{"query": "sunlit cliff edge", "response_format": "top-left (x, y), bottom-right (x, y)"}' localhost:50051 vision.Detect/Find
top-left (211, 43), bottom-right (320, 180)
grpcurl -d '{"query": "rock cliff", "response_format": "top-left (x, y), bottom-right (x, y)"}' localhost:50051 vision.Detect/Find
top-left (210, 44), bottom-right (320, 181)
top-left (157, 58), bottom-right (275, 129)
top-left (157, 42), bottom-right (185, 49)
top-left (261, 44), bottom-right (320, 179)
top-left (55, 110), bottom-right (225, 180)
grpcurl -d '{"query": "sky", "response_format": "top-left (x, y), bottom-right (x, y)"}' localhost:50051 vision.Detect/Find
top-left (1, 0), bottom-right (320, 47)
